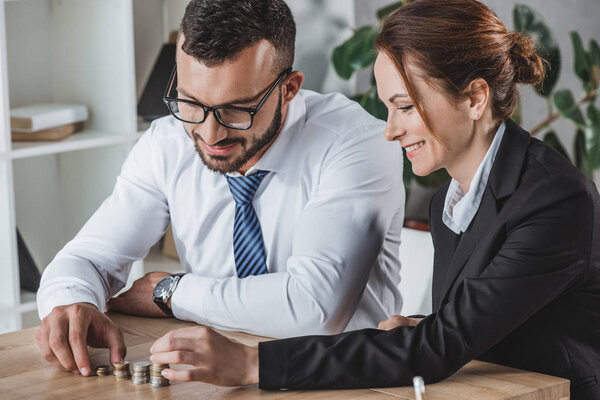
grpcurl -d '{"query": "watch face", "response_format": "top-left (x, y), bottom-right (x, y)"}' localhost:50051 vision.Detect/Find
top-left (154, 276), bottom-right (174, 299)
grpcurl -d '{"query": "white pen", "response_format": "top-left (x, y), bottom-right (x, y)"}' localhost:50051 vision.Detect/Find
top-left (413, 376), bottom-right (425, 400)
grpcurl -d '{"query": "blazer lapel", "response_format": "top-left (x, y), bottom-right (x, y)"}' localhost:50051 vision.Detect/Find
top-left (437, 187), bottom-right (499, 305)
top-left (436, 119), bottom-right (531, 306)
top-left (430, 189), bottom-right (462, 310)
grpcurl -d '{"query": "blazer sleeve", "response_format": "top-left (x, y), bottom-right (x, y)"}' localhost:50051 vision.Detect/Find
top-left (258, 172), bottom-right (594, 390)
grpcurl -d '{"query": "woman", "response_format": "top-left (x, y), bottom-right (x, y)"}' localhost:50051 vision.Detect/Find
top-left (149, 0), bottom-right (600, 398)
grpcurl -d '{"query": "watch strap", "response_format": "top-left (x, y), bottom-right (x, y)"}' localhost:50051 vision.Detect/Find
top-left (153, 273), bottom-right (187, 316)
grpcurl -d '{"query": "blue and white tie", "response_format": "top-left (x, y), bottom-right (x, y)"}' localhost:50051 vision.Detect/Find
top-left (226, 170), bottom-right (269, 278)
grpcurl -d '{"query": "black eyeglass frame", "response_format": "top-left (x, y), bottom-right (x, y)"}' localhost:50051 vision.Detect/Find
top-left (163, 66), bottom-right (292, 130)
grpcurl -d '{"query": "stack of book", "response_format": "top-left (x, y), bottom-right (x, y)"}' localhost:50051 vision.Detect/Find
top-left (10, 103), bottom-right (88, 141)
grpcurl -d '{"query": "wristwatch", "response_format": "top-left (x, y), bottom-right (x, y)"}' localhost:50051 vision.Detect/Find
top-left (153, 273), bottom-right (186, 316)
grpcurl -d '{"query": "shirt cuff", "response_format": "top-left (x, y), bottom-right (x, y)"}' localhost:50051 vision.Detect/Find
top-left (37, 254), bottom-right (109, 319)
top-left (170, 273), bottom-right (211, 324)
top-left (36, 277), bottom-right (104, 319)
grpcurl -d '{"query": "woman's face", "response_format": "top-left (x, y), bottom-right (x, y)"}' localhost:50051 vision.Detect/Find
top-left (374, 52), bottom-right (475, 177)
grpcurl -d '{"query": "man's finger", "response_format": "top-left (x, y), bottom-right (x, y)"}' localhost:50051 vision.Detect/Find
top-left (161, 367), bottom-right (206, 383)
top-left (37, 325), bottom-right (63, 370)
top-left (104, 325), bottom-right (127, 363)
top-left (47, 316), bottom-right (77, 371)
top-left (68, 315), bottom-right (91, 376)
top-left (151, 328), bottom-right (212, 353)
top-left (150, 350), bottom-right (201, 366)
top-left (151, 326), bottom-right (213, 353)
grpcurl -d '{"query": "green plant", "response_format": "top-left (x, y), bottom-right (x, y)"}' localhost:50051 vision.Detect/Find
top-left (331, 2), bottom-right (600, 198)
top-left (513, 5), bottom-right (600, 179)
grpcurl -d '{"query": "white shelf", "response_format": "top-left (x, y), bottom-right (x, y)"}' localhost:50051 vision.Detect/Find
top-left (0, 290), bottom-right (36, 314)
top-left (2, 131), bottom-right (143, 160)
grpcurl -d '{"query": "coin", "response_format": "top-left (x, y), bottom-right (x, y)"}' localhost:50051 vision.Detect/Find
top-left (112, 361), bottom-right (130, 370)
top-left (95, 365), bottom-right (110, 376)
top-left (148, 363), bottom-right (170, 386)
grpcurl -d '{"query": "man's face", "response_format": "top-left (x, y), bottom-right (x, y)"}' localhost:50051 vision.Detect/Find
top-left (175, 39), bottom-right (286, 174)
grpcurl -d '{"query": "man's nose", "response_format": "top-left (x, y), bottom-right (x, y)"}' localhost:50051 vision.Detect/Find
top-left (193, 113), bottom-right (228, 146)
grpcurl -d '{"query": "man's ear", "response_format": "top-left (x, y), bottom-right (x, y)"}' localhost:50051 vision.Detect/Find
top-left (466, 78), bottom-right (490, 120)
top-left (281, 71), bottom-right (304, 104)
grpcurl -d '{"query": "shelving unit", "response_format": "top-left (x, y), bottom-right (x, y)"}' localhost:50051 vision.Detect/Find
top-left (0, 0), bottom-right (187, 334)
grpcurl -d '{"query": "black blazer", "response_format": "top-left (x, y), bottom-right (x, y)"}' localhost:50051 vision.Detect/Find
top-left (258, 119), bottom-right (600, 400)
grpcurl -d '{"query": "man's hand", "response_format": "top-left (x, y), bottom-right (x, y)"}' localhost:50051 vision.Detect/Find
top-left (377, 315), bottom-right (423, 330)
top-left (36, 302), bottom-right (126, 376)
top-left (107, 271), bottom-right (170, 317)
top-left (149, 326), bottom-right (259, 386)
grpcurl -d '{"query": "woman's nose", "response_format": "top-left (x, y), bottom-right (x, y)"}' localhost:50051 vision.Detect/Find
top-left (383, 116), bottom-right (406, 142)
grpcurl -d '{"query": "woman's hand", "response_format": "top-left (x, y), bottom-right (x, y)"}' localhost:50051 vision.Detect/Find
top-left (150, 326), bottom-right (259, 386)
top-left (377, 315), bottom-right (423, 330)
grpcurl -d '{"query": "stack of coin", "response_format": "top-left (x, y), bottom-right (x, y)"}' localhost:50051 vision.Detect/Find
top-left (112, 361), bottom-right (131, 380)
top-left (149, 363), bottom-right (170, 387)
top-left (95, 365), bottom-right (110, 376)
top-left (132, 361), bottom-right (152, 385)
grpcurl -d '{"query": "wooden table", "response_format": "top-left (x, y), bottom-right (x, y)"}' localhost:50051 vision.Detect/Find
top-left (0, 313), bottom-right (570, 399)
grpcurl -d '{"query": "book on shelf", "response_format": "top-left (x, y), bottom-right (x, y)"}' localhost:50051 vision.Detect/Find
top-left (17, 229), bottom-right (41, 293)
top-left (138, 31), bottom-right (178, 122)
top-left (11, 121), bottom-right (84, 142)
top-left (137, 42), bottom-right (176, 122)
top-left (10, 103), bottom-right (88, 132)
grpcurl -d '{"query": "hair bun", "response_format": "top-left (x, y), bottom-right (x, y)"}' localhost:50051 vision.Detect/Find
top-left (507, 31), bottom-right (546, 85)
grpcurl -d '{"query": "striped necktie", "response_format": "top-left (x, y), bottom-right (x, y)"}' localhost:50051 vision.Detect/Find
top-left (225, 170), bottom-right (269, 278)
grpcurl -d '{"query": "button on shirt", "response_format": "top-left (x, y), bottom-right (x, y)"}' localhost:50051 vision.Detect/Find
top-left (443, 122), bottom-right (506, 234)
top-left (37, 90), bottom-right (406, 338)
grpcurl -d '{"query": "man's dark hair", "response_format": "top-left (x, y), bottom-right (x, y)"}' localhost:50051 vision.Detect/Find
top-left (180, 0), bottom-right (296, 73)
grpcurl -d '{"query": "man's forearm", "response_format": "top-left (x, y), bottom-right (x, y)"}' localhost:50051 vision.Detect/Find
top-left (171, 271), bottom-right (355, 338)
top-left (37, 254), bottom-right (109, 318)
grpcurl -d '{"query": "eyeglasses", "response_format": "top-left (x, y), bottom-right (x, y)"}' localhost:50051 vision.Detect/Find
top-left (163, 66), bottom-right (292, 130)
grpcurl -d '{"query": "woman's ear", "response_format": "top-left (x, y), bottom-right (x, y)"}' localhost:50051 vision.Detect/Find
top-left (466, 78), bottom-right (490, 120)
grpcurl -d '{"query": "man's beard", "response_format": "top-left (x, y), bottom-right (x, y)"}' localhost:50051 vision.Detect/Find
top-left (191, 92), bottom-right (283, 174)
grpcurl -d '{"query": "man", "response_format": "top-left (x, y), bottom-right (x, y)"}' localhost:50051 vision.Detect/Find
top-left (36, 0), bottom-right (404, 378)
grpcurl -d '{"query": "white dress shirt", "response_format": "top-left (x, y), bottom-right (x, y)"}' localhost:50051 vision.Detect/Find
top-left (443, 122), bottom-right (506, 234)
top-left (37, 90), bottom-right (405, 338)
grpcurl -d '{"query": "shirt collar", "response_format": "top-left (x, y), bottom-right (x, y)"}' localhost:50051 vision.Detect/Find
top-left (442, 121), bottom-right (506, 234)
top-left (227, 92), bottom-right (306, 178)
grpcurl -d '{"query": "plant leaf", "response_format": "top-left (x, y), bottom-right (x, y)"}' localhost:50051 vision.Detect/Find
top-left (574, 128), bottom-right (593, 178)
top-left (589, 39), bottom-right (600, 86)
top-left (554, 89), bottom-right (586, 126)
top-left (513, 4), bottom-right (560, 97)
top-left (332, 45), bottom-right (353, 80)
top-left (586, 104), bottom-right (600, 169)
top-left (376, 1), bottom-right (405, 21)
top-left (570, 31), bottom-right (592, 91)
top-left (543, 130), bottom-right (570, 161)
top-left (331, 26), bottom-right (378, 80)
